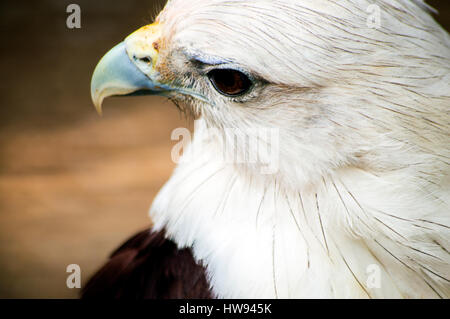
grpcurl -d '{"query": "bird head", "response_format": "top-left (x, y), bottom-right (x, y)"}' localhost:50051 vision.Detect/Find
top-left (91, 0), bottom-right (449, 188)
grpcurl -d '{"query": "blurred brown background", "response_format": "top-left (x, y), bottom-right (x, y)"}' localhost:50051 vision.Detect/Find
top-left (0, 0), bottom-right (448, 299)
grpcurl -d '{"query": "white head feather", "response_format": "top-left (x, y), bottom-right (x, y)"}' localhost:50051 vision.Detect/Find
top-left (142, 0), bottom-right (450, 298)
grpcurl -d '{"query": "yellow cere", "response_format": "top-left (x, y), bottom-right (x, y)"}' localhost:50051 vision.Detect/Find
top-left (125, 23), bottom-right (162, 69)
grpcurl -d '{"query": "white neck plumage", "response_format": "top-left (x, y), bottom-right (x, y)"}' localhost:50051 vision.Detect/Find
top-left (150, 120), bottom-right (449, 299)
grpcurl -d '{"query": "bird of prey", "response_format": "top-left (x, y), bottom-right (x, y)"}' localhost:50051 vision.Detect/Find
top-left (85, 0), bottom-right (450, 298)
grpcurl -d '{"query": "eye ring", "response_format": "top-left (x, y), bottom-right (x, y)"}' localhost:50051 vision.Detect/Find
top-left (207, 69), bottom-right (252, 97)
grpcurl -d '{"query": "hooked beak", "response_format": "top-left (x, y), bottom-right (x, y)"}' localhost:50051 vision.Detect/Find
top-left (91, 23), bottom-right (168, 115)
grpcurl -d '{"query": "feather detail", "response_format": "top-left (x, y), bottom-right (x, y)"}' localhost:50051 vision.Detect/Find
top-left (81, 229), bottom-right (212, 299)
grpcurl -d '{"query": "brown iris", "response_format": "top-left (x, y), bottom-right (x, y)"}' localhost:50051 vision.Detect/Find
top-left (208, 69), bottom-right (252, 96)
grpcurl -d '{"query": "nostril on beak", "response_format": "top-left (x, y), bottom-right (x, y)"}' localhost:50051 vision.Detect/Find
top-left (139, 56), bottom-right (152, 65)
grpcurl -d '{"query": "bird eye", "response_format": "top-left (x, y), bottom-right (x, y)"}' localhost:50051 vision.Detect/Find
top-left (208, 69), bottom-right (252, 96)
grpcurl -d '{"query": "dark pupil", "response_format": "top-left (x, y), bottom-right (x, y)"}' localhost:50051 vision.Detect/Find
top-left (209, 69), bottom-right (251, 96)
